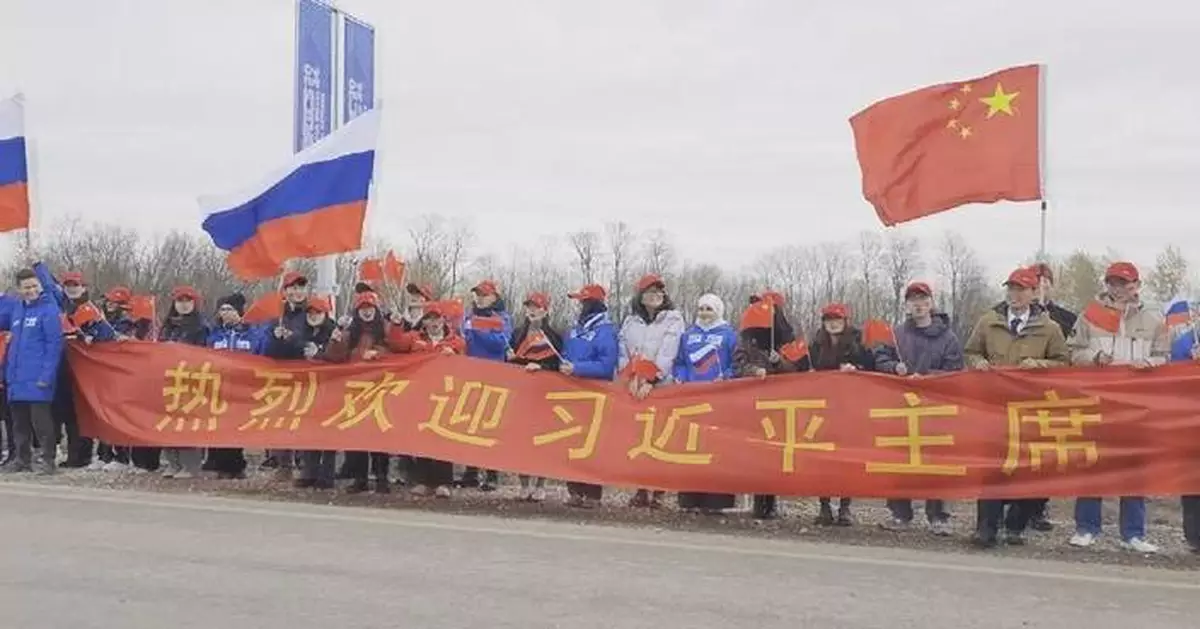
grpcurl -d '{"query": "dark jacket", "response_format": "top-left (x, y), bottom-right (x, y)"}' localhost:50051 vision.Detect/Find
top-left (874, 313), bottom-right (964, 375)
top-left (732, 333), bottom-right (808, 377)
top-left (158, 309), bottom-right (210, 347)
top-left (265, 301), bottom-right (311, 359)
top-left (208, 323), bottom-right (266, 354)
top-left (109, 314), bottom-right (151, 340)
top-left (1043, 301), bottom-right (1078, 339)
top-left (809, 327), bottom-right (874, 372)
top-left (508, 321), bottom-right (564, 371)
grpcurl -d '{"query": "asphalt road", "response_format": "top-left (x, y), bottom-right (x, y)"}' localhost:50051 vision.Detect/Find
top-left (0, 482), bottom-right (1196, 629)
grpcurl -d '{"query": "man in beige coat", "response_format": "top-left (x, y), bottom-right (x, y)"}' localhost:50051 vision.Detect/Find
top-left (1067, 261), bottom-right (1168, 554)
top-left (964, 266), bottom-right (1070, 549)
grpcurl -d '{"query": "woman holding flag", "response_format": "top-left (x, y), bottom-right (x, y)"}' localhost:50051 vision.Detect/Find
top-left (732, 292), bottom-right (811, 519)
top-left (559, 284), bottom-right (618, 508)
top-left (506, 292), bottom-right (564, 501)
top-left (460, 279), bottom-right (512, 492)
top-left (619, 274), bottom-right (686, 509)
top-left (674, 293), bottom-right (737, 514)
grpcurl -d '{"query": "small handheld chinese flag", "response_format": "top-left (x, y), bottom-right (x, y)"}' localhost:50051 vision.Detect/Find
top-left (243, 292), bottom-right (284, 325)
top-left (515, 330), bottom-right (557, 362)
top-left (621, 356), bottom-right (661, 382)
top-left (429, 299), bottom-right (465, 324)
top-left (359, 258), bottom-right (384, 283)
top-left (779, 340), bottom-right (809, 363)
top-left (71, 301), bottom-right (105, 328)
top-left (861, 318), bottom-right (896, 348)
top-left (850, 64), bottom-right (1042, 226)
top-left (0, 332), bottom-right (8, 363)
top-left (1083, 300), bottom-right (1122, 335)
top-left (384, 250), bottom-right (405, 284)
top-left (130, 295), bottom-right (156, 323)
top-left (740, 301), bottom-right (775, 330)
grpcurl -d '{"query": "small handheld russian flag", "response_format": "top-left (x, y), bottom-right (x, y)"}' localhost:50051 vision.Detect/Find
top-left (1164, 298), bottom-right (1192, 337)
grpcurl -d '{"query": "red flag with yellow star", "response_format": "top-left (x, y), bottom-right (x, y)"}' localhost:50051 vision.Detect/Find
top-left (850, 64), bottom-right (1042, 226)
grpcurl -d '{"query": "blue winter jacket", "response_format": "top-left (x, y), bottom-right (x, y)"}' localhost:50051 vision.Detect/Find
top-left (1171, 333), bottom-right (1195, 362)
top-left (207, 323), bottom-right (267, 355)
top-left (673, 322), bottom-right (737, 383)
top-left (873, 313), bottom-right (965, 375)
top-left (33, 262), bottom-right (117, 341)
top-left (463, 302), bottom-right (513, 362)
top-left (562, 312), bottom-right (618, 380)
top-left (0, 292), bottom-right (65, 402)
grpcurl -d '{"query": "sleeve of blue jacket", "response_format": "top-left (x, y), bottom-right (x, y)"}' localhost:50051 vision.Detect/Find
top-left (0, 295), bottom-right (15, 331)
top-left (721, 327), bottom-right (737, 380)
top-left (671, 333), bottom-right (688, 383)
top-left (33, 262), bottom-right (67, 311)
top-left (39, 308), bottom-right (64, 385)
top-left (82, 317), bottom-right (117, 342)
top-left (1171, 334), bottom-right (1195, 362)
top-left (571, 325), bottom-right (618, 380)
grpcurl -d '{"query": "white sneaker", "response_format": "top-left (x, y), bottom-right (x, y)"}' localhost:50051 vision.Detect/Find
top-left (101, 461), bottom-right (128, 473)
top-left (1069, 532), bottom-right (1097, 548)
top-left (86, 460), bottom-right (106, 472)
top-left (531, 488), bottom-right (546, 502)
top-left (1120, 537), bottom-right (1159, 554)
top-left (174, 471), bottom-right (194, 480)
top-left (161, 468), bottom-right (176, 479)
top-left (930, 520), bottom-right (953, 537)
top-left (434, 485), bottom-right (452, 499)
top-left (878, 518), bottom-right (910, 532)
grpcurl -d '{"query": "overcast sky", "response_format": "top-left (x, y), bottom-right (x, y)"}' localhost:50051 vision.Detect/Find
top-left (2, 0), bottom-right (1196, 278)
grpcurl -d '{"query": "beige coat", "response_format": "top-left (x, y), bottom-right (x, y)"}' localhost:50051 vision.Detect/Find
top-left (1068, 294), bottom-right (1169, 366)
top-left (963, 305), bottom-right (1070, 369)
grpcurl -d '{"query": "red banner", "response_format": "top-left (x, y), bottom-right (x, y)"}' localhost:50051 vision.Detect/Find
top-left (69, 342), bottom-right (1200, 499)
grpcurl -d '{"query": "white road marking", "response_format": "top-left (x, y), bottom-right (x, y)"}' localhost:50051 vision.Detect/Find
top-left (1, 481), bottom-right (1195, 591)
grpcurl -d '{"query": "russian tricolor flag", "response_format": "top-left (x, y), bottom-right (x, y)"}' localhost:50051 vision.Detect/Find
top-left (201, 108), bottom-right (380, 280)
top-left (0, 94), bottom-right (30, 233)
top-left (689, 343), bottom-right (720, 374)
top-left (1164, 298), bottom-right (1191, 331)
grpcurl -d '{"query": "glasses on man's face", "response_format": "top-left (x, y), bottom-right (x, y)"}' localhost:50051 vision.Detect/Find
top-left (697, 306), bottom-right (714, 312)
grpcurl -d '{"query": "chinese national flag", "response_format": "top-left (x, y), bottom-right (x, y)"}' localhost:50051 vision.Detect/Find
top-left (359, 258), bottom-right (384, 283)
top-left (862, 318), bottom-right (896, 348)
top-left (779, 340), bottom-right (809, 363)
top-left (71, 301), bottom-right (105, 327)
top-left (850, 64), bottom-right (1042, 226)
top-left (622, 357), bottom-right (661, 382)
top-left (130, 295), bottom-right (156, 323)
top-left (243, 292), bottom-right (284, 325)
top-left (1083, 300), bottom-right (1122, 335)
top-left (384, 250), bottom-right (406, 284)
top-left (740, 301), bottom-right (775, 331)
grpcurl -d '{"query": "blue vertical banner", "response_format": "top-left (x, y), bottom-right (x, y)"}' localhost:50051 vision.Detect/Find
top-left (343, 16), bottom-right (375, 124)
top-left (294, 0), bottom-right (334, 153)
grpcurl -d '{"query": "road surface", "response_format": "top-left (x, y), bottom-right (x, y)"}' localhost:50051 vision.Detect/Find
top-left (0, 482), bottom-right (1196, 629)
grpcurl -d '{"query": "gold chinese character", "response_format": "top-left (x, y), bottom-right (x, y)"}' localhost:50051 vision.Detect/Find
top-left (240, 370), bottom-right (319, 431)
top-left (749, 399), bottom-right (835, 473)
top-left (867, 393), bottom-right (965, 476)
top-left (157, 361), bottom-right (228, 432)
top-left (627, 404), bottom-right (714, 465)
top-left (418, 376), bottom-right (511, 447)
top-left (321, 372), bottom-right (410, 432)
top-left (1003, 390), bottom-right (1102, 475)
top-left (532, 392), bottom-right (608, 460)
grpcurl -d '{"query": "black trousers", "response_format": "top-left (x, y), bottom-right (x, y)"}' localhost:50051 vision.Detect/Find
top-left (753, 494), bottom-right (777, 517)
top-left (10, 402), bottom-right (55, 470)
top-left (0, 400), bottom-right (13, 462)
top-left (53, 361), bottom-right (92, 465)
top-left (678, 492), bottom-right (735, 510)
top-left (567, 482), bottom-right (602, 500)
top-left (1029, 498), bottom-right (1050, 520)
top-left (97, 442), bottom-right (130, 464)
top-left (130, 447), bottom-right (161, 471)
top-left (1182, 495), bottom-right (1200, 550)
top-left (344, 451), bottom-right (389, 482)
top-left (300, 450), bottom-right (337, 484)
top-left (976, 498), bottom-right (1038, 539)
top-left (208, 448), bottom-right (246, 476)
top-left (459, 466), bottom-right (498, 486)
top-left (410, 457), bottom-right (453, 487)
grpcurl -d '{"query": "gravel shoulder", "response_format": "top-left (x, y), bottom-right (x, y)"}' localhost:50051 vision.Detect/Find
top-left (7, 465), bottom-right (1197, 571)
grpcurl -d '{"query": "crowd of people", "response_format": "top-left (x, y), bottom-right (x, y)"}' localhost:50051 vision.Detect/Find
top-left (0, 258), bottom-right (1198, 556)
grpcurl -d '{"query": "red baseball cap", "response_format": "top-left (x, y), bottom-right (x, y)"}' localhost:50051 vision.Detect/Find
top-left (406, 282), bottom-right (434, 301)
top-left (904, 281), bottom-right (933, 298)
top-left (821, 302), bottom-right (850, 320)
top-left (281, 271), bottom-right (309, 289)
top-left (1105, 261), bottom-right (1139, 283)
top-left (568, 284), bottom-right (607, 301)
top-left (1003, 267), bottom-right (1039, 289)
top-left (752, 291), bottom-right (785, 307)
top-left (171, 286), bottom-right (200, 302)
top-left (307, 296), bottom-right (333, 314)
top-left (636, 274), bottom-right (665, 292)
top-left (471, 280), bottom-right (499, 296)
top-left (60, 272), bottom-right (85, 286)
top-left (523, 292), bottom-right (550, 310)
top-left (104, 286), bottom-right (132, 304)
top-left (353, 291), bottom-right (380, 310)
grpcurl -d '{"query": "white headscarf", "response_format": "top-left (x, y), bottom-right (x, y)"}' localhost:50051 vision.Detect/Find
top-left (695, 294), bottom-right (727, 331)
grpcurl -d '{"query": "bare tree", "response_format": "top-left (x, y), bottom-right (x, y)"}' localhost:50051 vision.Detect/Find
top-left (568, 230), bottom-right (600, 285)
top-left (936, 232), bottom-right (992, 340)
top-left (605, 221), bottom-right (636, 321)
top-left (1146, 244), bottom-right (1189, 304)
top-left (640, 229), bottom-right (677, 278)
top-left (882, 234), bottom-right (923, 322)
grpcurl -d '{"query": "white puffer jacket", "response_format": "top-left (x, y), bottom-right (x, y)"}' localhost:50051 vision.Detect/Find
top-left (618, 309), bottom-right (686, 383)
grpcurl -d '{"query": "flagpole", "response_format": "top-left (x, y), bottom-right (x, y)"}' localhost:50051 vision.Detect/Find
top-left (1037, 63), bottom-right (1049, 260)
